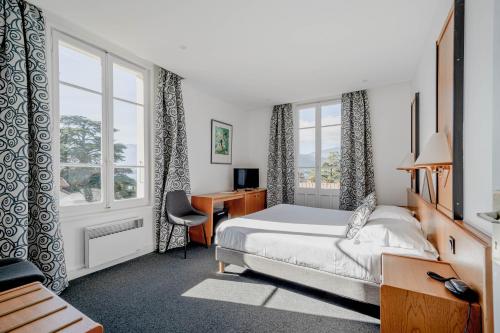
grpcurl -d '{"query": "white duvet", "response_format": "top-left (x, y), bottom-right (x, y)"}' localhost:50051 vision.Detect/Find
top-left (215, 204), bottom-right (436, 284)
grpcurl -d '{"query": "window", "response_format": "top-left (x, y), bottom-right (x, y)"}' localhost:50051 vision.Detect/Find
top-left (54, 32), bottom-right (148, 211)
top-left (297, 101), bottom-right (341, 190)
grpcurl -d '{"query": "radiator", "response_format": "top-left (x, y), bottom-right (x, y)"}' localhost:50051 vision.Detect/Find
top-left (85, 218), bottom-right (145, 268)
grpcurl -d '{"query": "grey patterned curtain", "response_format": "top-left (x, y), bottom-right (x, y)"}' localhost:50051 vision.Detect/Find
top-left (339, 90), bottom-right (375, 210)
top-left (266, 103), bottom-right (295, 207)
top-left (154, 68), bottom-right (191, 252)
top-left (0, 0), bottom-right (68, 293)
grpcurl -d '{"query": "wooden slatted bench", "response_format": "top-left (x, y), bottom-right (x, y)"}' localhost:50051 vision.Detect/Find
top-left (0, 282), bottom-right (103, 333)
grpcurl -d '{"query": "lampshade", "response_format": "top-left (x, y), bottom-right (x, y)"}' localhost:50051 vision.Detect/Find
top-left (415, 132), bottom-right (452, 167)
top-left (396, 152), bottom-right (415, 170)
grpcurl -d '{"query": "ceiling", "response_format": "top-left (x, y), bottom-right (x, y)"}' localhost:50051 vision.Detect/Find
top-left (32, 0), bottom-right (441, 110)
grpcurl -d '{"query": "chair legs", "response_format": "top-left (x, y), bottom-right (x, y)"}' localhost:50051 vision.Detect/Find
top-left (201, 224), bottom-right (208, 249)
top-left (184, 225), bottom-right (188, 259)
top-left (166, 224), bottom-right (207, 259)
top-left (165, 224), bottom-right (174, 252)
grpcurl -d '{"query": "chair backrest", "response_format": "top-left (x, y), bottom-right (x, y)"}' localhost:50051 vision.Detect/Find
top-left (166, 190), bottom-right (192, 217)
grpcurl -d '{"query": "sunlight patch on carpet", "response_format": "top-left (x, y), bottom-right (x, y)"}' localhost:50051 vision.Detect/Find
top-left (182, 278), bottom-right (379, 324)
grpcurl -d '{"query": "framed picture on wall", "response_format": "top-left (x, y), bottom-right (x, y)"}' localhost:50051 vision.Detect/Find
top-left (411, 93), bottom-right (420, 193)
top-left (211, 119), bottom-right (233, 164)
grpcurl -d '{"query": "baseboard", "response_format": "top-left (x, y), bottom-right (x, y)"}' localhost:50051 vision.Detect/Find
top-left (67, 245), bottom-right (156, 280)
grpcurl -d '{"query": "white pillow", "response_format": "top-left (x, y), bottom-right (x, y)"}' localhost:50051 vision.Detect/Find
top-left (369, 205), bottom-right (420, 229)
top-left (354, 218), bottom-right (438, 258)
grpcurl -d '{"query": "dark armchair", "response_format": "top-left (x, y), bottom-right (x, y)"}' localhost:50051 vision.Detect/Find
top-left (165, 190), bottom-right (209, 259)
top-left (0, 258), bottom-right (45, 292)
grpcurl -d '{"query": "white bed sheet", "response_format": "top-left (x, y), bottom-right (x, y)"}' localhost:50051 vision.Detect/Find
top-left (215, 204), bottom-right (436, 284)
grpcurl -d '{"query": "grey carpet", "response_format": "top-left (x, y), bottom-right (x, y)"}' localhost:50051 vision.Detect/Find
top-left (61, 245), bottom-right (380, 333)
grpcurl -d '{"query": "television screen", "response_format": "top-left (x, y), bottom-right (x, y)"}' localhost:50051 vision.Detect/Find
top-left (234, 168), bottom-right (259, 190)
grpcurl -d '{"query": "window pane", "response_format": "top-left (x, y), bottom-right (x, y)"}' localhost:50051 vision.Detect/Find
top-left (298, 107), bottom-right (315, 128)
top-left (60, 166), bottom-right (101, 206)
top-left (298, 167), bottom-right (315, 189)
top-left (114, 167), bottom-right (145, 200)
top-left (113, 63), bottom-right (144, 104)
top-left (321, 126), bottom-right (341, 189)
top-left (321, 103), bottom-right (341, 126)
top-left (59, 42), bottom-right (102, 92)
top-left (59, 85), bottom-right (102, 164)
top-left (113, 100), bottom-right (144, 166)
top-left (298, 128), bottom-right (315, 167)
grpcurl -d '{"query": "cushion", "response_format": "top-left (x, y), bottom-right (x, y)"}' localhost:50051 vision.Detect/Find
top-left (0, 259), bottom-right (45, 292)
top-left (345, 202), bottom-right (373, 239)
top-left (355, 218), bottom-right (438, 258)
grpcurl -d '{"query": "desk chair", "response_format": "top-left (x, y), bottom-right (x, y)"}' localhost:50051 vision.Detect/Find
top-left (165, 190), bottom-right (209, 259)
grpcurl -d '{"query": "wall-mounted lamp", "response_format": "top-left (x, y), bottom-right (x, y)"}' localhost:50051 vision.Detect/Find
top-left (397, 152), bottom-right (417, 181)
top-left (397, 152), bottom-right (416, 171)
top-left (414, 132), bottom-right (452, 204)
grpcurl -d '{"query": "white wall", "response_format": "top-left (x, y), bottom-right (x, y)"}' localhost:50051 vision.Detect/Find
top-left (369, 82), bottom-right (413, 206)
top-left (245, 108), bottom-right (272, 188)
top-left (494, 0), bottom-right (500, 194)
top-left (463, 0), bottom-right (495, 234)
top-left (411, 0), bottom-right (495, 234)
top-left (492, 0), bottom-right (500, 328)
top-left (183, 81), bottom-right (256, 194)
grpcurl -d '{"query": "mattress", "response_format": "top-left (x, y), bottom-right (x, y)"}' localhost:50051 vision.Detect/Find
top-left (215, 204), bottom-right (435, 284)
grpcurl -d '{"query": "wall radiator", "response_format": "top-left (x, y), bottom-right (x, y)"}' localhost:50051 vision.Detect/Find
top-left (85, 218), bottom-right (144, 268)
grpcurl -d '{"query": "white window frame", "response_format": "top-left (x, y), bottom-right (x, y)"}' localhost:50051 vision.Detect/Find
top-left (294, 99), bottom-right (341, 195)
top-left (51, 29), bottom-right (151, 217)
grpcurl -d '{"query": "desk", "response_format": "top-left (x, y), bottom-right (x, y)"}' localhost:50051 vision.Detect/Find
top-left (190, 189), bottom-right (266, 246)
top-left (0, 282), bottom-right (103, 333)
top-left (381, 254), bottom-right (481, 333)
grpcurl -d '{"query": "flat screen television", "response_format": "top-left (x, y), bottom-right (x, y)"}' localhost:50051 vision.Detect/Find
top-left (234, 168), bottom-right (259, 190)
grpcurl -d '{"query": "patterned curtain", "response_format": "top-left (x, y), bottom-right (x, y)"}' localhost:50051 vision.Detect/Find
top-left (266, 103), bottom-right (295, 207)
top-left (154, 67), bottom-right (191, 252)
top-left (0, 0), bottom-right (68, 293)
top-left (339, 90), bottom-right (375, 210)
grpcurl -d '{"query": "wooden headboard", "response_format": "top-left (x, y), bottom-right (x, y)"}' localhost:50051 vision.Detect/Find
top-left (407, 189), bottom-right (494, 332)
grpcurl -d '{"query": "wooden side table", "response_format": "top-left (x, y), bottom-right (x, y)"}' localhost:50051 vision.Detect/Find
top-left (381, 254), bottom-right (481, 333)
top-left (0, 282), bottom-right (103, 333)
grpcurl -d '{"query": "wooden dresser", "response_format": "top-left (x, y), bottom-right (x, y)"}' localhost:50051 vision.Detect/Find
top-left (0, 282), bottom-right (103, 333)
top-left (190, 188), bottom-right (267, 246)
top-left (381, 254), bottom-right (481, 333)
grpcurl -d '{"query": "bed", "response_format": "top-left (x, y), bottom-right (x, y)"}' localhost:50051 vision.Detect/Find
top-left (215, 204), bottom-right (438, 305)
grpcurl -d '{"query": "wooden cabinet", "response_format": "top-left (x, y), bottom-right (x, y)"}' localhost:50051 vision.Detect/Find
top-left (381, 254), bottom-right (481, 333)
top-left (244, 189), bottom-right (266, 214)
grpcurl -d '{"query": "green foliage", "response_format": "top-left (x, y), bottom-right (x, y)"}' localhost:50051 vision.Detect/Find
top-left (114, 169), bottom-right (137, 200)
top-left (60, 115), bottom-right (137, 202)
top-left (214, 126), bottom-right (229, 155)
top-left (321, 151), bottom-right (340, 184)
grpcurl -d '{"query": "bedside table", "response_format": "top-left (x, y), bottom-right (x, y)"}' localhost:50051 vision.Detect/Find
top-left (381, 254), bottom-right (481, 333)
